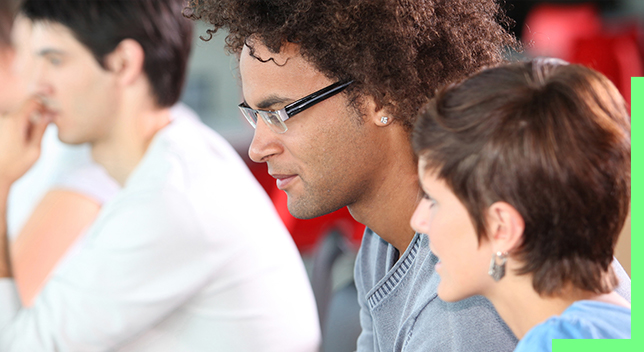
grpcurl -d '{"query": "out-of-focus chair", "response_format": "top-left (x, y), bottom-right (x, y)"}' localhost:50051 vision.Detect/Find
top-left (570, 27), bottom-right (642, 108)
top-left (523, 3), bottom-right (643, 109)
top-left (310, 229), bottom-right (362, 352)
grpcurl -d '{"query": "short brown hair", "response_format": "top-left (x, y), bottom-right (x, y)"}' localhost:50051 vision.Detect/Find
top-left (185, 0), bottom-right (519, 131)
top-left (412, 58), bottom-right (631, 296)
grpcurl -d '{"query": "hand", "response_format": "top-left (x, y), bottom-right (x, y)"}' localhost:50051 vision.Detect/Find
top-left (0, 98), bottom-right (51, 188)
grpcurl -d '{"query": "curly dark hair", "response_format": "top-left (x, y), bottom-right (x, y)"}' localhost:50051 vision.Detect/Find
top-left (186, 0), bottom-right (519, 131)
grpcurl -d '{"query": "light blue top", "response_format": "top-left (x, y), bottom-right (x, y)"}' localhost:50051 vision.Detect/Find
top-left (515, 300), bottom-right (631, 352)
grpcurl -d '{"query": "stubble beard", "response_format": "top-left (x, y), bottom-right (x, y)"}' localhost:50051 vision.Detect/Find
top-left (285, 185), bottom-right (353, 220)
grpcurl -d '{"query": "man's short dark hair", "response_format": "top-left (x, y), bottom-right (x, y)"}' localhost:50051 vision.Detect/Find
top-left (185, 0), bottom-right (519, 131)
top-left (412, 58), bottom-right (631, 296)
top-left (21, 0), bottom-right (193, 107)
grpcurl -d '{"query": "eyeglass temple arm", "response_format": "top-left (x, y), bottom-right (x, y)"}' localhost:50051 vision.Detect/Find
top-left (284, 81), bottom-right (353, 117)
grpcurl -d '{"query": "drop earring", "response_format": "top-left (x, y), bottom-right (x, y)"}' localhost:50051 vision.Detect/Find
top-left (488, 251), bottom-right (508, 281)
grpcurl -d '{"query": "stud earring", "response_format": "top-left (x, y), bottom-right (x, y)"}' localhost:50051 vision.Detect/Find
top-left (380, 116), bottom-right (390, 124)
top-left (488, 251), bottom-right (508, 281)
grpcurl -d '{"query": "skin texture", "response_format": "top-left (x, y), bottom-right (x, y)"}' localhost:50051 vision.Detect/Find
top-left (11, 190), bottom-right (101, 306)
top-left (410, 163), bottom-right (493, 302)
top-left (240, 41), bottom-right (420, 251)
top-left (0, 49), bottom-right (24, 113)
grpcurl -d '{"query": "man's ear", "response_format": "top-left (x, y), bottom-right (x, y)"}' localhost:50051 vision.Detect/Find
top-left (357, 94), bottom-right (395, 127)
top-left (104, 39), bottom-right (145, 87)
top-left (486, 202), bottom-right (525, 253)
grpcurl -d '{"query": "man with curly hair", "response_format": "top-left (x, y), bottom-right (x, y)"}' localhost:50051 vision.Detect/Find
top-left (185, 1), bottom-right (630, 351)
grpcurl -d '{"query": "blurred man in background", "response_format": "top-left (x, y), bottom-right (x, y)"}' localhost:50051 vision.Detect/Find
top-left (6, 12), bottom-right (121, 306)
top-left (0, 0), bottom-right (320, 350)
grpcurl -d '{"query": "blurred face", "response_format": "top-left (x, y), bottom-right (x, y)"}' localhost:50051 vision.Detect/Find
top-left (29, 21), bottom-right (118, 145)
top-left (0, 16), bottom-right (30, 113)
top-left (410, 160), bottom-right (494, 302)
top-left (0, 46), bottom-right (19, 113)
top-left (240, 41), bottom-right (385, 219)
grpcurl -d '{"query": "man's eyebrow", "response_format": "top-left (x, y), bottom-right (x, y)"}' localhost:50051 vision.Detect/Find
top-left (36, 48), bottom-right (64, 57)
top-left (254, 95), bottom-right (293, 110)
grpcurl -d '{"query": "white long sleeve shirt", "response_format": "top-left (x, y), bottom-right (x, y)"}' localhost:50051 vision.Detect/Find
top-left (0, 112), bottom-right (320, 351)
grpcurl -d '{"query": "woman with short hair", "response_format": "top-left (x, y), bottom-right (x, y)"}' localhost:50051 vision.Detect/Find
top-left (410, 58), bottom-right (631, 351)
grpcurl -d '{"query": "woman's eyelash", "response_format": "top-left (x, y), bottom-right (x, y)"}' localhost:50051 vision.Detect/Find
top-left (422, 192), bottom-right (436, 207)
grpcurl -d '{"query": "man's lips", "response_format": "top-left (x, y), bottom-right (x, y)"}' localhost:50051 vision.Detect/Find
top-left (271, 174), bottom-right (298, 190)
top-left (37, 95), bottom-right (60, 111)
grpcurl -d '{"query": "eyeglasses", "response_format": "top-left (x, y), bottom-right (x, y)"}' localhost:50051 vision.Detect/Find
top-left (238, 80), bottom-right (353, 134)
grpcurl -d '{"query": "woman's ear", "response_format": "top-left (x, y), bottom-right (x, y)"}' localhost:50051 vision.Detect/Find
top-left (104, 39), bottom-right (145, 87)
top-left (486, 202), bottom-right (525, 253)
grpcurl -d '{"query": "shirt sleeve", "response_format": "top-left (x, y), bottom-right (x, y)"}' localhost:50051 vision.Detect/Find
top-left (0, 188), bottom-right (211, 351)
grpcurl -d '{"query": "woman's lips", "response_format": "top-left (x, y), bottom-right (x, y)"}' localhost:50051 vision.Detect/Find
top-left (273, 174), bottom-right (297, 190)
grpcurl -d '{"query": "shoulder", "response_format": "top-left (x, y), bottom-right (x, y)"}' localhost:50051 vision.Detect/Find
top-left (163, 111), bottom-right (243, 166)
top-left (89, 187), bottom-right (202, 249)
top-left (516, 319), bottom-right (580, 352)
top-left (405, 294), bottom-right (517, 351)
top-left (519, 301), bottom-right (631, 350)
top-left (132, 115), bottom-right (258, 194)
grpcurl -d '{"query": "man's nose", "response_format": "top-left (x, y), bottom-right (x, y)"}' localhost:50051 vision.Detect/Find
top-left (27, 61), bottom-right (53, 98)
top-left (248, 117), bottom-right (283, 163)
